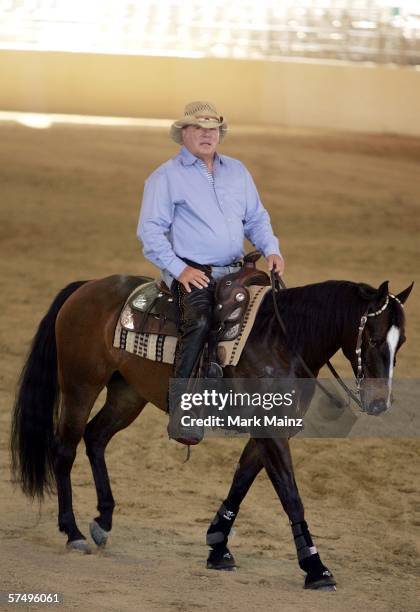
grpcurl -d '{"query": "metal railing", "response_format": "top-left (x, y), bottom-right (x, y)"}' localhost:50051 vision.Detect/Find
top-left (0, 0), bottom-right (419, 65)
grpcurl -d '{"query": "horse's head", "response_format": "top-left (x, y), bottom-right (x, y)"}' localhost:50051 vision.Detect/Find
top-left (344, 280), bottom-right (413, 415)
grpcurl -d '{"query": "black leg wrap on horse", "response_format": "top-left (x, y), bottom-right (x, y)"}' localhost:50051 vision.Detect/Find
top-left (291, 520), bottom-right (334, 586)
top-left (206, 501), bottom-right (238, 570)
top-left (206, 501), bottom-right (238, 548)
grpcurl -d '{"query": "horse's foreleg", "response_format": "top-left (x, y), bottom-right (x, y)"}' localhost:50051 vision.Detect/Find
top-left (84, 375), bottom-right (147, 547)
top-left (206, 438), bottom-right (263, 570)
top-left (255, 438), bottom-right (336, 590)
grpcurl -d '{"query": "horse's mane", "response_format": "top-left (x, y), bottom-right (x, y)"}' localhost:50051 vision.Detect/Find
top-left (257, 280), bottom-right (380, 355)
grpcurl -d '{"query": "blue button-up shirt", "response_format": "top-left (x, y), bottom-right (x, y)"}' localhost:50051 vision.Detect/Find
top-left (137, 146), bottom-right (281, 280)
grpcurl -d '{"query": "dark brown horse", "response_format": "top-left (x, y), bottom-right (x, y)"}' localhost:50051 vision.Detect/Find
top-left (11, 274), bottom-right (412, 590)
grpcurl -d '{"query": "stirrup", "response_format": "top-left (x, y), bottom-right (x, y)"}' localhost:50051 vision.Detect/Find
top-left (206, 361), bottom-right (224, 378)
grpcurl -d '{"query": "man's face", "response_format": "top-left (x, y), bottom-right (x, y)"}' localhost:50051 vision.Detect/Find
top-left (182, 125), bottom-right (219, 158)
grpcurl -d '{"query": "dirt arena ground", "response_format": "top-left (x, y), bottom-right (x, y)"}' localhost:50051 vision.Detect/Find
top-left (0, 121), bottom-right (419, 612)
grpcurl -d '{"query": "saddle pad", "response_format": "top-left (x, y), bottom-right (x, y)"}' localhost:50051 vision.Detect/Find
top-left (113, 284), bottom-right (270, 367)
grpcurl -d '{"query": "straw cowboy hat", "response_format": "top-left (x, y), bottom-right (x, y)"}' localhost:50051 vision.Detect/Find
top-left (170, 101), bottom-right (228, 144)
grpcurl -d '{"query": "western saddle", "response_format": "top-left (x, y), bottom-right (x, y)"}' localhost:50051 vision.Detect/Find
top-left (121, 251), bottom-right (270, 342)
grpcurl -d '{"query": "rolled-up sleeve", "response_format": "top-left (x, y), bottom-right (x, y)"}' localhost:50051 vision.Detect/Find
top-left (242, 167), bottom-right (281, 257)
top-left (137, 170), bottom-right (186, 279)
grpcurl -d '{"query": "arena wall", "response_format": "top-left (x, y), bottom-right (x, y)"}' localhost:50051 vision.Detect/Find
top-left (1, 49), bottom-right (419, 135)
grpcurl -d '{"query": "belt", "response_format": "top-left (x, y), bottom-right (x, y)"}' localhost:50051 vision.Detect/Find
top-left (180, 257), bottom-right (242, 272)
top-left (212, 261), bottom-right (242, 268)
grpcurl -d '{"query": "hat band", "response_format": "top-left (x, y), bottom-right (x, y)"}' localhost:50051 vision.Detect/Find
top-left (194, 115), bottom-right (223, 122)
top-left (174, 118), bottom-right (224, 129)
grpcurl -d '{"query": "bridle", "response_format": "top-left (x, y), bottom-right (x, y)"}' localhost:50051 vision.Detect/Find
top-left (354, 293), bottom-right (403, 392)
top-left (270, 273), bottom-right (403, 411)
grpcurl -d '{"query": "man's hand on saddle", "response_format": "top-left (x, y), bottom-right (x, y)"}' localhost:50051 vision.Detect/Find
top-left (178, 266), bottom-right (210, 292)
top-left (266, 254), bottom-right (285, 277)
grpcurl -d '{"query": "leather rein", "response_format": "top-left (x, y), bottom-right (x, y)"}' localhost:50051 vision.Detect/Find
top-left (269, 272), bottom-right (403, 411)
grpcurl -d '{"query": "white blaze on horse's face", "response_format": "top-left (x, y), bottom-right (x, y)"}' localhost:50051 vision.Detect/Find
top-left (361, 320), bottom-right (401, 415)
top-left (386, 325), bottom-right (400, 409)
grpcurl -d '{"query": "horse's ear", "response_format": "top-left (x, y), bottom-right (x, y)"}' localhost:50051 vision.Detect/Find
top-left (376, 280), bottom-right (389, 304)
top-left (395, 282), bottom-right (414, 305)
top-left (358, 281), bottom-right (389, 303)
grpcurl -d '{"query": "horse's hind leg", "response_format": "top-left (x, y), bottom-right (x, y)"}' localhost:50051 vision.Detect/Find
top-left (54, 383), bottom-right (102, 554)
top-left (84, 374), bottom-right (147, 548)
top-left (206, 439), bottom-right (264, 570)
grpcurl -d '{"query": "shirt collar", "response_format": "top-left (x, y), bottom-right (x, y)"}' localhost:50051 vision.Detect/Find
top-left (179, 145), bottom-right (223, 167)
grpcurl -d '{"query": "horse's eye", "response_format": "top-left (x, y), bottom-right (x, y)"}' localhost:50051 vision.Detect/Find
top-left (368, 337), bottom-right (378, 347)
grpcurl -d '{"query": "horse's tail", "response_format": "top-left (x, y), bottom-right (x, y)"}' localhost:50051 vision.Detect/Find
top-left (10, 280), bottom-right (87, 500)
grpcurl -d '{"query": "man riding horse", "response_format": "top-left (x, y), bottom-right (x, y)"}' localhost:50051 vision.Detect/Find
top-left (137, 101), bottom-right (284, 442)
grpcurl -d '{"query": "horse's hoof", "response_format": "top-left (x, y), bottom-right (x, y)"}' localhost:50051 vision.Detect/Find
top-left (206, 547), bottom-right (237, 571)
top-left (304, 570), bottom-right (336, 590)
top-left (89, 520), bottom-right (109, 548)
top-left (66, 539), bottom-right (92, 554)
